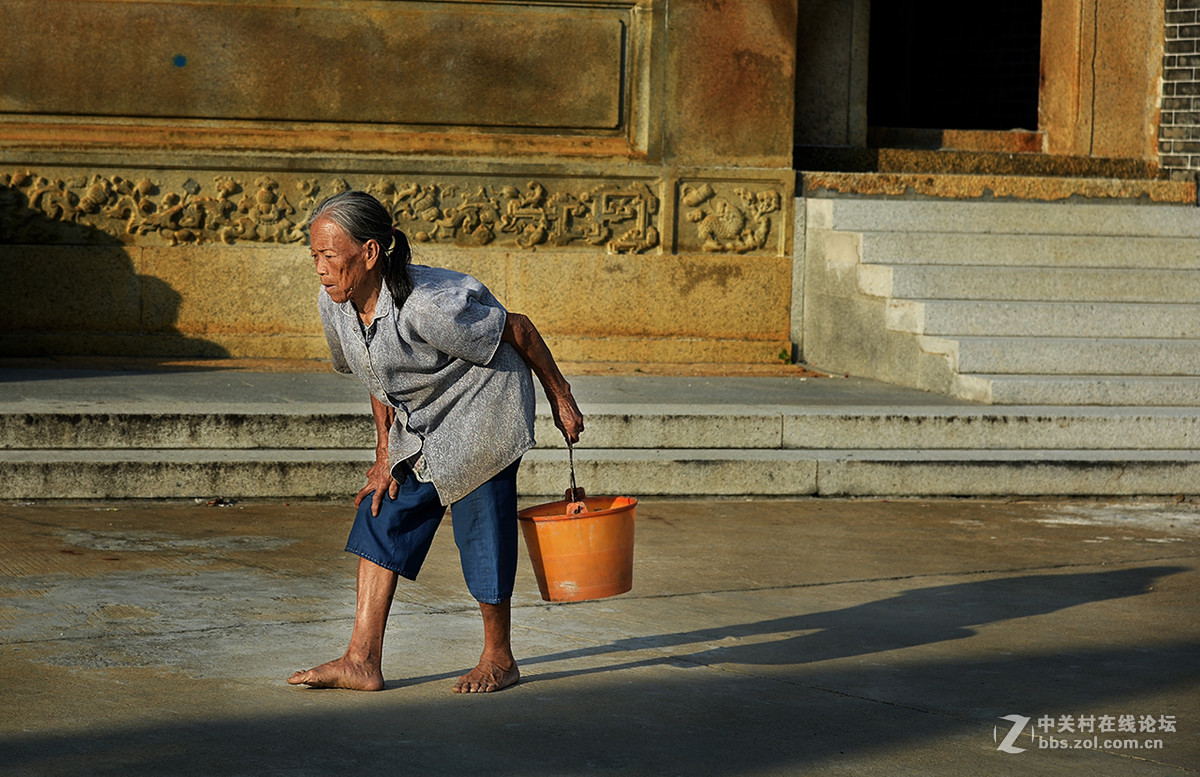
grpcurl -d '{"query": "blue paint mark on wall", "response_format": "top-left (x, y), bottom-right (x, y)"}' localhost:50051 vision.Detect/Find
top-left (173, 55), bottom-right (188, 67)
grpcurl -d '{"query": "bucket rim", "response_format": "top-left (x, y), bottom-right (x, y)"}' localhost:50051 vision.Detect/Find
top-left (518, 495), bottom-right (637, 523)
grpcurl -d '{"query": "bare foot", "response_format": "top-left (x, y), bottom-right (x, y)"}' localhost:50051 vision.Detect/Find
top-left (452, 658), bottom-right (520, 693)
top-left (287, 655), bottom-right (384, 691)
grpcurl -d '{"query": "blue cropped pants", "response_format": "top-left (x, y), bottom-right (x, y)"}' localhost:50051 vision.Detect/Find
top-left (344, 458), bottom-right (520, 605)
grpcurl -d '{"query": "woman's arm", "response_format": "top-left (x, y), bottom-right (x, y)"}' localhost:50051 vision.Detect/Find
top-left (502, 312), bottom-right (584, 444)
top-left (356, 394), bottom-right (400, 516)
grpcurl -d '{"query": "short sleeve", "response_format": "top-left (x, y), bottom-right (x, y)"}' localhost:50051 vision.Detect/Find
top-left (317, 290), bottom-right (353, 374)
top-left (411, 284), bottom-right (506, 365)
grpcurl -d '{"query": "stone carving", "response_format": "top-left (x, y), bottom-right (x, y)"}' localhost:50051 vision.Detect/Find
top-left (0, 171), bottom-right (307, 246)
top-left (366, 178), bottom-right (659, 254)
top-left (1, 171), bottom-right (660, 253)
top-left (682, 183), bottom-right (781, 253)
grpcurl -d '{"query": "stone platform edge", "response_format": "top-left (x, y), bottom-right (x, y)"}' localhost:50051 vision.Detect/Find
top-left (801, 171), bottom-right (1198, 205)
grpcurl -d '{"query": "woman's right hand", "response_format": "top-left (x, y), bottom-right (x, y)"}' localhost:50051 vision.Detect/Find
top-left (356, 455), bottom-right (399, 516)
top-left (551, 389), bottom-right (584, 445)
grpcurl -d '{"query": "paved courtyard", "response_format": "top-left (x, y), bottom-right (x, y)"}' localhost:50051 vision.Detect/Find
top-left (1, 497), bottom-right (1197, 775)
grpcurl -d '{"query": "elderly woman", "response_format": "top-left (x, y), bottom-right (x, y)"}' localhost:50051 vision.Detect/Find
top-left (288, 190), bottom-right (583, 693)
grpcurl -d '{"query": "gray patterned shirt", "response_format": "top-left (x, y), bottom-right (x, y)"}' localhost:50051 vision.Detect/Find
top-left (318, 265), bottom-right (536, 505)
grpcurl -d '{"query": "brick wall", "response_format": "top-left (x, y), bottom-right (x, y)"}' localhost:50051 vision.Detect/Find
top-left (1161, 0), bottom-right (1200, 173)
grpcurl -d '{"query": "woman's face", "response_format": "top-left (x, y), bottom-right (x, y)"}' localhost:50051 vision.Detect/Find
top-left (310, 217), bottom-right (376, 305)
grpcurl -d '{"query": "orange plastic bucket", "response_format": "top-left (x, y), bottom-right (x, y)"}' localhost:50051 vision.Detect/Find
top-left (518, 496), bottom-right (637, 602)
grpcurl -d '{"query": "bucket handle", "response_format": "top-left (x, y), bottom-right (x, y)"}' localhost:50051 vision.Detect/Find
top-left (566, 441), bottom-right (584, 503)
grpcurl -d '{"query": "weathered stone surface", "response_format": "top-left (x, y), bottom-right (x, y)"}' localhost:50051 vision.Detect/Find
top-left (804, 172), bottom-right (1195, 204)
top-left (818, 452), bottom-right (1200, 498)
top-left (888, 300), bottom-right (1200, 340)
top-left (2, 1), bottom-right (626, 131)
top-left (795, 146), bottom-right (1162, 178)
top-left (868, 129), bottom-right (1044, 154)
top-left (872, 264), bottom-right (1200, 303)
top-left (1040, 0), bottom-right (1164, 160)
top-left (1, 164), bottom-right (795, 363)
top-left (507, 252), bottom-right (791, 340)
top-left (135, 246), bottom-right (316, 336)
top-left (539, 336), bottom-right (791, 365)
top-left (665, 1), bottom-right (798, 167)
top-left (0, 1), bottom-right (802, 365)
top-left (676, 179), bottom-right (792, 255)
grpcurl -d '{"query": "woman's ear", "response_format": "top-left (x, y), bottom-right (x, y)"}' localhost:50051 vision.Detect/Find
top-left (362, 238), bottom-right (382, 270)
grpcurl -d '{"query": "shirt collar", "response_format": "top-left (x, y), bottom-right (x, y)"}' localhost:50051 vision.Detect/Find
top-left (338, 281), bottom-right (393, 322)
top-left (374, 285), bottom-right (395, 320)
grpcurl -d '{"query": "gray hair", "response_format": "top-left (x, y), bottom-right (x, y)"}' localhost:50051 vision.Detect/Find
top-left (309, 190), bottom-right (413, 306)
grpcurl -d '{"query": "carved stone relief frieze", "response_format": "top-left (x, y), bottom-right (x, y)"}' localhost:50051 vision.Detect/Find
top-left (679, 182), bottom-right (782, 254)
top-left (364, 178), bottom-right (660, 254)
top-left (0, 171), bottom-right (662, 254)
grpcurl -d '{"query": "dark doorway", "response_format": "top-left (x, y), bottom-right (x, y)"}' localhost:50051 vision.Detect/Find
top-left (867, 0), bottom-right (1042, 133)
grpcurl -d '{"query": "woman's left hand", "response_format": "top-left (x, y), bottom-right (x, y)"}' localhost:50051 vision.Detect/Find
top-left (356, 454), bottom-right (400, 516)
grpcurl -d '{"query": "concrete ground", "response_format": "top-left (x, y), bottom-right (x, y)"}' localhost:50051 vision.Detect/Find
top-left (1, 497), bottom-right (1197, 776)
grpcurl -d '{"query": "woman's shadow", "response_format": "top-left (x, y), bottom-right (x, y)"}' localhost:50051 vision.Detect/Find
top-left (511, 565), bottom-right (1189, 681)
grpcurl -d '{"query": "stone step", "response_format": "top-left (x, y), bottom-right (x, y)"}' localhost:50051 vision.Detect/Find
top-left (859, 233), bottom-right (1200, 268)
top-left (2, 369), bottom-right (1193, 499)
top-left (864, 265), bottom-right (1200, 303)
top-left (932, 336), bottom-right (1200, 376)
top-left (525, 448), bottom-right (1200, 498)
top-left (5, 407), bottom-right (1198, 451)
top-left (2, 447), bottom-right (1197, 499)
top-left (979, 375), bottom-right (1200, 406)
top-left (801, 449), bottom-right (1200, 498)
top-left (888, 300), bottom-right (1200, 339)
top-left (824, 199), bottom-right (1200, 239)
top-left (0, 408), bottom-right (373, 451)
top-left (780, 408), bottom-right (1200, 449)
top-left (804, 197), bottom-right (1200, 406)
top-left (0, 409), bottom-right (787, 451)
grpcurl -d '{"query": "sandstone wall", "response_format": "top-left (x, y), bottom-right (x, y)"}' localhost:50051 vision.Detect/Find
top-left (0, 0), bottom-right (798, 364)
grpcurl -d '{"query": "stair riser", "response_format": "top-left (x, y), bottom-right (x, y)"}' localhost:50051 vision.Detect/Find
top-left (783, 415), bottom-right (1200, 450)
top-left (0, 453), bottom-right (821, 500)
top-left (984, 377), bottom-right (1200, 406)
top-left (827, 200), bottom-right (1200, 239)
top-left (952, 340), bottom-right (1200, 376)
top-left (0, 413), bottom-right (784, 451)
top-left (885, 268), bottom-right (1200, 304)
top-left (0, 413), bottom-right (374, 451)
top-left (0, 459), bottom-right (368, 500)
top-left (6, 412), bottom-right (1198, 451)
top-left (890, 302), bottom-right (1200, 339)
top-left (3, 453), bottom-right (1194, 499)
top-left (819, 459), bottom-right (1200, 497)
top-left (861, 233), bottom-right (1200, 268)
